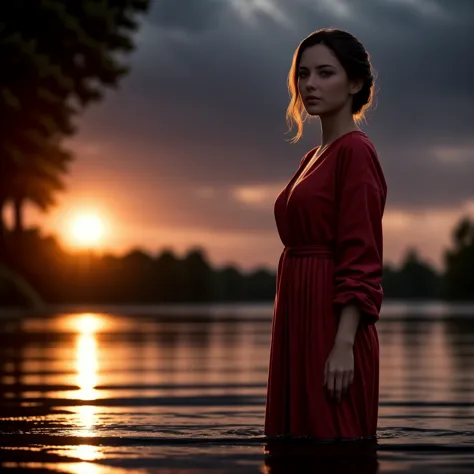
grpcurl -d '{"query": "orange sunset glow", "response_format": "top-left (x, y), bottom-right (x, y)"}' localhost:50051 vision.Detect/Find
top-left (50, 209), bottom-right (108, 251)
top-left (69, 212), bottom-right (105, 248)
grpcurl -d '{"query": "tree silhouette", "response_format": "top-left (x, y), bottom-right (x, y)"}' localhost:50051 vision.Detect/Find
top-left (2, 219), bottom-right (474, 307)
top-left (399, 248), bottom-right (441, 299)
top-left (444, 216), bottom-right (474, 300)
top-left (155, 249), bottom-right (184, 303)
top-left (182, 248), bottom-right (214, 302)
top-left (0, 0), bottom-right (150, 260)
top-left (381, 249), bottom-right (441, 299)
top-left (9, 144), bottom-right (72, 233)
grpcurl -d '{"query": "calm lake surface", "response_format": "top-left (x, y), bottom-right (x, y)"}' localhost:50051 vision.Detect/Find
top-left (1, 301), bottom-right (474, 473)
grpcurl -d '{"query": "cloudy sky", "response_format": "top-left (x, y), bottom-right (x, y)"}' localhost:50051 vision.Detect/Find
top-left (27, 0), bottom-right (474, 271)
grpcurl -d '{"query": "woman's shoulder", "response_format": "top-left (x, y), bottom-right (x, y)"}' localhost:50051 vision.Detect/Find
top-left (336, 131), bottom-right (386, 190)
top-left (337, 130), bottom-right (377, 157)
top-left (335, 130), bottom-right (382, 169)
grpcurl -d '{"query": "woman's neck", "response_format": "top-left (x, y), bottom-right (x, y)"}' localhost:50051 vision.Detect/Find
top-left (319, 112), bottom-right (359, 147)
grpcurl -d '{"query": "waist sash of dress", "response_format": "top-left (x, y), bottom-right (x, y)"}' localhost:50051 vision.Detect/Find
top-left (284, 244), bottom-right (333, 259)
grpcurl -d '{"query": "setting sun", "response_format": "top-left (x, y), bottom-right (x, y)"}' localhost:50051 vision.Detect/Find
top-left (70, 213), bottom-right (104, 248)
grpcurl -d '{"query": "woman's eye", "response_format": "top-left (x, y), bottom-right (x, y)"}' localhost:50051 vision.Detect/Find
top-left (320, 71), bottom-right (332, 78)
top-left (298, 71), bottom-right (307, 78)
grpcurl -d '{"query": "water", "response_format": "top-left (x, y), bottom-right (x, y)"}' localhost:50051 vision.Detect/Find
top-left (1, 301), bottom-right (474, 473)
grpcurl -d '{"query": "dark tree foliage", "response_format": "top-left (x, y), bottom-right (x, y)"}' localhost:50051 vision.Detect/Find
top-left (0, 0), bottom-right (150, 260)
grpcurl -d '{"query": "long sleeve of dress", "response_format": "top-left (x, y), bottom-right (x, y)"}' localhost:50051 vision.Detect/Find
top-left (332, 139), bottom-right (387, 324)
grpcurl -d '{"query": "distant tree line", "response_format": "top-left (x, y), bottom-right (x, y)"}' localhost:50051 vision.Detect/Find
top-left (1, 216), bottom-right (473, 306)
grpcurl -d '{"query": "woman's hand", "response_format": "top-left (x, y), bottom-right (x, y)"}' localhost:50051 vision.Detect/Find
top-left (323, 340), bottom-right (354, 402)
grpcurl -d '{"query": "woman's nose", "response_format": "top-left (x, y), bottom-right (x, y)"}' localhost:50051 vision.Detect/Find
top-left (305, 74), bottom-right (318, 91)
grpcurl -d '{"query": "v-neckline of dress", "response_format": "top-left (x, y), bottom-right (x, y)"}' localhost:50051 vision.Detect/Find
top-left (287, 130), bottom-right (365, 198)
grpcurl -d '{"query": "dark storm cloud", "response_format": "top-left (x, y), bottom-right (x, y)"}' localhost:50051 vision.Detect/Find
top-left (147, 0), bottom-right (225, 31)
top-left (74, 0), bottom-right (474, 227)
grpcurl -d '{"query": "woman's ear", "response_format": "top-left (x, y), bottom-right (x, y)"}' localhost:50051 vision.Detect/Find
top-left (349, 78), bottom-right (363, 95)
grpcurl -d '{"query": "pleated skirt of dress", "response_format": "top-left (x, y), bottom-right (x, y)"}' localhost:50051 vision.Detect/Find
top-left (264, 246), bottom-right (379, 440)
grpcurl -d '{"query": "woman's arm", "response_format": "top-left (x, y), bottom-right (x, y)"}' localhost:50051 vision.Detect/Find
top-left (332, 139), bottom-right (387, 324)
top-left (324, 304), bottom-right (361, 401)
top-left (324, 138), bottom-right (387, 401)
top-left (334, 303), bottom-right (361, 347)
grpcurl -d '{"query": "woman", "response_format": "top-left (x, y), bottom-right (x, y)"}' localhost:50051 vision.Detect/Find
top-left (264, 28), bottom-right (387, 440)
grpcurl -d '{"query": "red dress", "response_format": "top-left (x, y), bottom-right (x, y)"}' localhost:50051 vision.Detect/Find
top-left (264, 130), bottom-right (387, 439)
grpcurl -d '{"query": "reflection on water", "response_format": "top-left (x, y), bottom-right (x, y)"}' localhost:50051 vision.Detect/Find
top-left (263, 438), bottom-right (380, 474)
top-left (72, 444), bottom-right (101, 461)
top-left (0, 302), bottom-right (474, 473)
top-left (75, 314), bottom-right (100, 437)
top-left (72, 315), bottom-right (103, 472)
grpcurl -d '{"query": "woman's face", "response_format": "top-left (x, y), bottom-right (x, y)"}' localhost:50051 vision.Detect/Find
top-left (297, 44), bottom-right (360, 118)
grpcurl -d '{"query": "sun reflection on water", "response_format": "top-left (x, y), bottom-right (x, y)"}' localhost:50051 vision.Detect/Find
top-left (73, 444), bottom-right (101, 462)
top-left (74, 314), bottom-right (103, 437)
top-left (76, 332), bottom-right (98, 401)
top-left (71, 462), bottom-right (100, 474)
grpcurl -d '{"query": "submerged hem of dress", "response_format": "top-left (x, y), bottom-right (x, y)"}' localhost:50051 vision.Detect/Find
top-left (264, 433), bottom-right (377, 443)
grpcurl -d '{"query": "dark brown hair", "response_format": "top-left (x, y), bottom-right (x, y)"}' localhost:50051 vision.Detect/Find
top-left (286, 28), bottom-right (375, 143)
